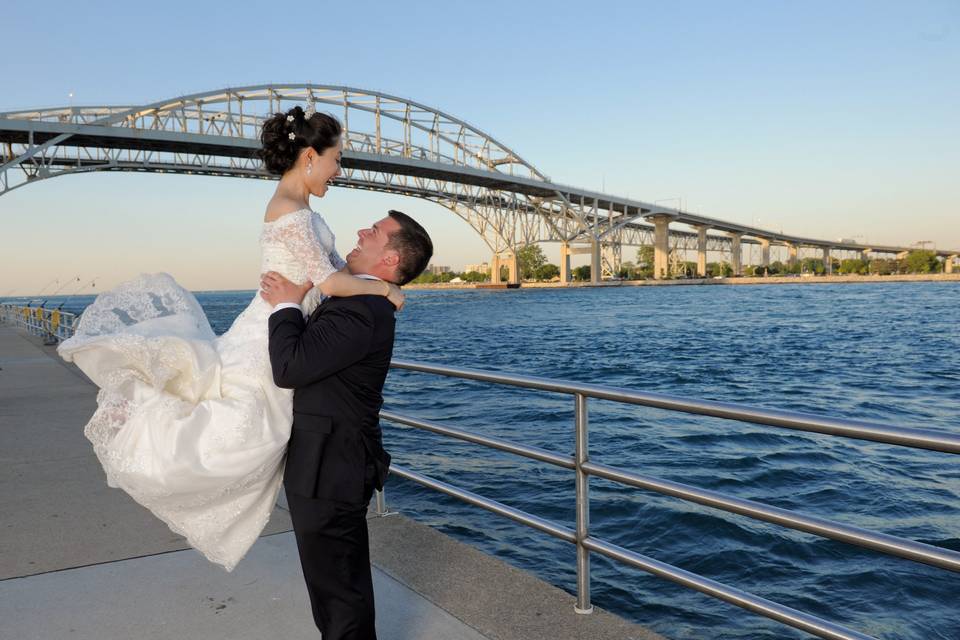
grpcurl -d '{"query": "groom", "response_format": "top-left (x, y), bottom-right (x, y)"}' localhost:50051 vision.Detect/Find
top-left (261, 210), bottom-right (432, 640)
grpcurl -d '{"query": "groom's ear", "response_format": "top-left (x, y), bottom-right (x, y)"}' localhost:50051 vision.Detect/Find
top-left (381, 249), bottom-right (400, 267)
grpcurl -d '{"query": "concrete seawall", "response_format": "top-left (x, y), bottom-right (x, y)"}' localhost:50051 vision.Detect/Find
top-left (0, 324), bottom-right (663, 640)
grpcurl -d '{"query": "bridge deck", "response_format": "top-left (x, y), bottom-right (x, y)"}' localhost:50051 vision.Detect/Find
top-left (0, 325), bottom-right (661, 640)
top-left (4, 115), bottom-right (954, 257)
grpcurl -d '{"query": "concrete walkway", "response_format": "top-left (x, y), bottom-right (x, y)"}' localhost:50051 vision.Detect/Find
top-left (0, 323), bottom-right (663, 640)
top-left (0, 531), bottom-right (486, 640)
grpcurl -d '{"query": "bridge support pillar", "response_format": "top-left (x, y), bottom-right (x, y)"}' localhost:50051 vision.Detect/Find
top-left (507, 252), bottom-right (519, 284)
top-left (560, 243), bottom-right (571, 284)
top-left (727, 232), bottom-right (742, 276)
top-left (822, 247), bottom-right (833, 275)
top-left (760, 239), bottom-right (771, 275)
top-left (590, 239), bottom-right (601, 285)
top-left (787, 243), bottom-right (798, 268)
top-left (490, 254), bottom-right (502, 284)
top-left (694, 225), bottom-right (708, 277)
top-left (947, 254), bottom-right (958, 274)
top-left (651, 215), bottom-right (671, 279)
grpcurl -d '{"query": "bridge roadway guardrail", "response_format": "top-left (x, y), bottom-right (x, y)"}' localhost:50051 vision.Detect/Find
top-left (376, 359), bottom-right (960, 640)
top-left (0, 303), bottom-right (79, 343)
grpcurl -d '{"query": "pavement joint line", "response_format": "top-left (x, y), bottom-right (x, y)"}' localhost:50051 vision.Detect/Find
top-left (0, 357), bottom-right (54, 364)
top-left (0, 529), bottom-right (295, 583)
top-left (2, 453), bottom-right (96, 466)
top-left (0, 547), bottom-right (194, 583)
top-left (371, 562), bottom-right (492, 640)
top-left (369, 560), bottom-right (456, 619)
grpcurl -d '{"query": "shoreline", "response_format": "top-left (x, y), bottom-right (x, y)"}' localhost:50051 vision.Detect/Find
top-left (406, 272), bottom-right (960, 291)
top-left (4, 273), bottom-right (957, 299)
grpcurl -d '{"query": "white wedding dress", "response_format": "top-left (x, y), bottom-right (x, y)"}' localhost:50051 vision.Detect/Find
top-left (58, 209), bottom-right (345, 570)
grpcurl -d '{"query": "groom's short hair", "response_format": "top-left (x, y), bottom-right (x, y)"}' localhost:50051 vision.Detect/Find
top-left (386, 210), bottom-right (433, 285)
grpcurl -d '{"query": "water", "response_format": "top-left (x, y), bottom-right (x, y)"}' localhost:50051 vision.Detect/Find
top-left (7, 283), bottom-right (958, 639)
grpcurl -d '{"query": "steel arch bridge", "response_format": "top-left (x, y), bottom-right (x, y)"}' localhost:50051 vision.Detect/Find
top-left (1, 84), bottom-right (956, 281)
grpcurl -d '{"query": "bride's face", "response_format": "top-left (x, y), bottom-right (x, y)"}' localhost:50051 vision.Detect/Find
top-left (304, 142), bottom-right (342, 198)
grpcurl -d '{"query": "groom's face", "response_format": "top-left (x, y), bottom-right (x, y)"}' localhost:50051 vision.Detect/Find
top-left (345, 216), bottom-right (402, 277)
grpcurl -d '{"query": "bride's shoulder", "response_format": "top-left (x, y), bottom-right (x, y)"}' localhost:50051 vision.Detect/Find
top-left (263, 198), bottom-right (312, 224)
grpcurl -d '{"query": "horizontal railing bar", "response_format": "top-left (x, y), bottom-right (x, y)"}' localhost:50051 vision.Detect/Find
top-left (391, 462), bottom-right (875, 640)
top-left (582, 537), bottom-right (876, 640)
top-left (380, 410), bottom-right (575, 470)
top-left (383, 406), bottom-right (960, 573)
top-left (390, 360), bottom-right (960, 454)
top-left (582, 460), bottom-right (960, 573)
top-left (390, 464), bottom-right (576, 543)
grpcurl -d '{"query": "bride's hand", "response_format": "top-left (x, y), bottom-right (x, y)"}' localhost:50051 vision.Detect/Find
top-left (260, 272), bottom-right (312, 307)
top-left (385, 283), bottom-right (405, 311)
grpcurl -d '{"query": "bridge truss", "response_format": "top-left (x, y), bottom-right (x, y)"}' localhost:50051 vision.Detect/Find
top-left (1, 85), bottom-right (955, 281)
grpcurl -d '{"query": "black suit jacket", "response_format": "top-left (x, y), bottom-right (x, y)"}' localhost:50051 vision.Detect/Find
top-left (268, 294), bottom-right (395, 505)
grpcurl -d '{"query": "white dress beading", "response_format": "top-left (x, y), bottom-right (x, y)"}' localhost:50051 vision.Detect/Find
top-left (58, 209), bottom-right (345, 570)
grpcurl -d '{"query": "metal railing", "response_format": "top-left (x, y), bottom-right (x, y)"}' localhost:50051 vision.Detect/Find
top-left (376, 359), bottom-right (960, 640)
top-left (0, 303), bottom-right (79, 343)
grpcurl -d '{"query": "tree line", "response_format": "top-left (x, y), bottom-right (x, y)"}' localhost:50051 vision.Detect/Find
top-left (412, 247), bottom-right (949, 284)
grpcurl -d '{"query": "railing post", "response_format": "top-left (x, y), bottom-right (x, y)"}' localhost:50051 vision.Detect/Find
top-left (372, 488), bottom-right (397, 517)
top-left (374, 488), bottom-right (387, 515)
top-left (574, 392), bottom-right (594, 614)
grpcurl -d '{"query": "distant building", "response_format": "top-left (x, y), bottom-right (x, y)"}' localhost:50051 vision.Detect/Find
top-left (427, 264), bottom-right (451, 275)
top-left (464, 262), bottom-right (490, 275)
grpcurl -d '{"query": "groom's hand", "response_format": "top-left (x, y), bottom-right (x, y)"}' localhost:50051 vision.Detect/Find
top-left (260, 272), bottom-right (313, 307)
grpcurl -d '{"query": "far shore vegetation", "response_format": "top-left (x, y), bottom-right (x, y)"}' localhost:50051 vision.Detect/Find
top-left (412, 246), bottom-right (952, 285)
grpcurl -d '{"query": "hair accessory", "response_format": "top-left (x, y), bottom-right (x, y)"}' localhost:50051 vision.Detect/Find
top-left (288, 132), bottom-right (296, 141)
top-left (286, 115), bottom-right (294, 122)
top-left (304, 98), bottom-right (316, 119)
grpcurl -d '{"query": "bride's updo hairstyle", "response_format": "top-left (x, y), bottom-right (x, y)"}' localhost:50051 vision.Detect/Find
top-left (258, 106), bottom-right (342, 175)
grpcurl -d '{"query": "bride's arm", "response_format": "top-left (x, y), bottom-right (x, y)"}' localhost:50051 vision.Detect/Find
top-left (318, 271), bottom-right (392, 299)
top-left (276, 215), bottom-right (404, 308)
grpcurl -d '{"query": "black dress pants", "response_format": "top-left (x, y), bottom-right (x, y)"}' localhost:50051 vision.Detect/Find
top-left (286, 486), bottom-right (377, 640)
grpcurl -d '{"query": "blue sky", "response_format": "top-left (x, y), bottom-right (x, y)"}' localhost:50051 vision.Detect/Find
top-left (2, 0), bottom-right (958, 293)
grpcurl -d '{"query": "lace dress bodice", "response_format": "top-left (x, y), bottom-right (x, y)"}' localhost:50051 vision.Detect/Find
top-left (218, 208), bottom-right (345, 350)
top-left (258, 208), bottom-right (347, 316)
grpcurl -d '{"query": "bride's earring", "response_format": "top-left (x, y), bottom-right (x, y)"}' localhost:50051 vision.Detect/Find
top-left (306, 162), bottom-right (312, 176)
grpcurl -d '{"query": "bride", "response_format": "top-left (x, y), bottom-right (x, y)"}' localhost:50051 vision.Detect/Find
top-left (58, 105), bottom-right (403, 570)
